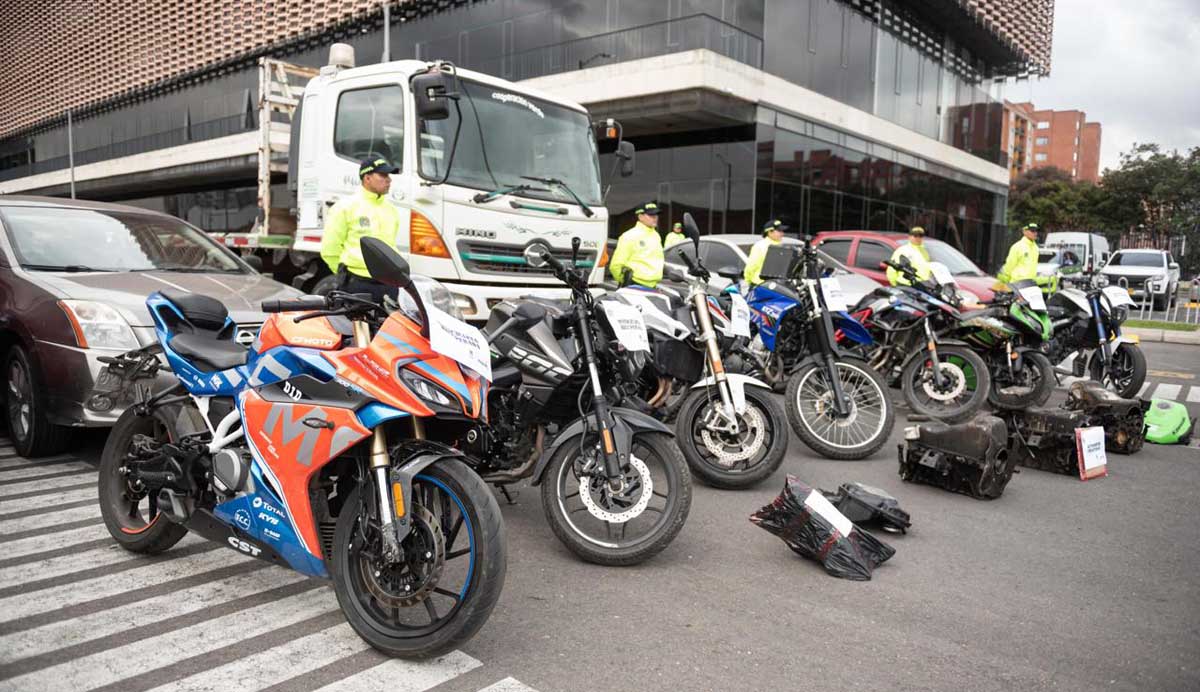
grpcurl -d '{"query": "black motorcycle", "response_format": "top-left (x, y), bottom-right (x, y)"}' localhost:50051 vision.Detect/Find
top-left (426, 239), bottom-right (692, 566)
top-left (1045, 275), bottom-right (1146, 398)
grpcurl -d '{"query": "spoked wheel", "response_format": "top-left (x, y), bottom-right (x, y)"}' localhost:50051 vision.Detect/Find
top-left (785, 357), bottom-right (894, 460)
top-left (98, 408), bottom-right (188, 553)
top-left (901, 346), bottom-right (991, 423)
top-left (989, 351), bottom-right (1054, 409)
top-left (541, 431), bottom-right (691, 566)
top-left (675, 386), bottom-right (788, 488)
top-left (331, 459), bottom-right (505, 659)
top-left (1088, 343), bottom-right (1147, 399)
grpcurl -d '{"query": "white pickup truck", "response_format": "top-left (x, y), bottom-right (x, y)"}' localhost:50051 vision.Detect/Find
top-left (220, 45), bottom-right (633, 320)
top-left (1099, 248), bottom-right (1181, 310)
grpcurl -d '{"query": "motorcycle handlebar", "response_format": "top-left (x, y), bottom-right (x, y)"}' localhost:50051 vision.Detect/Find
top-left (261, 296), bottom-right (329, 313)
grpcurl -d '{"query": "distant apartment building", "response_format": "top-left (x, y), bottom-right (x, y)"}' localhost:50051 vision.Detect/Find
top-left (1007, 103), bottom-right (1101, 183)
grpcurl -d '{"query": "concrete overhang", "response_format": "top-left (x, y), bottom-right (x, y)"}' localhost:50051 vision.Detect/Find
top-left (0, 131), bottom-right (258, 198)
top-left (523, 49), bottom-right (1010, 188)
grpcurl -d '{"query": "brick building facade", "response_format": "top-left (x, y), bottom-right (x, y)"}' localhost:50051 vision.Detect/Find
top-left (1006, 102), bottom-right (1101, 183)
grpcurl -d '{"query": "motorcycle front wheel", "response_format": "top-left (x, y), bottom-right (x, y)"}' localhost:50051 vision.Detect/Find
top-left (989, 351), bottom-right (1054, 409)
top-left (901, 345), bottom-right (991, 423)
top-left (675, 385), bottom-right (788, 489)
top-left (1087, 342), bottom-right (1147, 399)
top-left (331, 459), bottom-right (506, 659)
top-left (785, 357), bottom-right (894, 460)
top-left (540, 430), bottom-right (691, 566)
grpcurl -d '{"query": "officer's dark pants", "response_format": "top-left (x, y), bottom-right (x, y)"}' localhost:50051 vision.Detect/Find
top-left (342, 274), bottom-right (396, 305)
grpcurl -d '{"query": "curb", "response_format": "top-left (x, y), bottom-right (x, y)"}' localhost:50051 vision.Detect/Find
top-left (1125, 327), bottom-right (1200, 346)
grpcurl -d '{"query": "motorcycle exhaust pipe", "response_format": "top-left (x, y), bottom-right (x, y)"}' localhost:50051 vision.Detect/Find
top-left (647, 376), bottom-right (672, 408)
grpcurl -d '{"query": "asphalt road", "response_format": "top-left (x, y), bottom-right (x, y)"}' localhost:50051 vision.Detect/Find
top-left (5, 342), bottom-right (1199, 692)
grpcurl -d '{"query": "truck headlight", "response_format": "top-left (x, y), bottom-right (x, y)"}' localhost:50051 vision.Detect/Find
top-left (58, 300), bottom-right (139, 350)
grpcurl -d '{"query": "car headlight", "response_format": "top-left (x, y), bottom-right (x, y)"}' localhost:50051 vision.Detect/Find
top-left (397, 367), bottom-right (457, 408)
top-left (58, 300), bottom-right (139, 350)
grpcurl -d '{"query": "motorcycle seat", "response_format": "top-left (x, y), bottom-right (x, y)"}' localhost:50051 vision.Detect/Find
top-left (169, 332), bottom-right (248, 372)
top-left (159, 289), bottom-right (231, 331)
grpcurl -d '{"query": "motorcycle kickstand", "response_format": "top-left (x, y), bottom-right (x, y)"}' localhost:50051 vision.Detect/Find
top-left (496, 484), bottom-right (519, 505)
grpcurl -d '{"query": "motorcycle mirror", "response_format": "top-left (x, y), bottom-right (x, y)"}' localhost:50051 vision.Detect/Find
top-left (682, 212), bottom-right (701, 241)
top-left (523, 242), bottom-right (551, 268)
top-left (716, 265), bottom-right (741, 280)
top-left (360, 237), bottom-right (413, 288)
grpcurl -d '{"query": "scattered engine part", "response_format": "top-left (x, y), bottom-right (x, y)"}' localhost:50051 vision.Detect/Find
top-left (1144, 399), bottom-right (1195, 445)
top-left (898, 415), bottom-right (1014, 500)
top-left (1001, 380), bottom-right (1150, 475)
top-left (821, 482), bottom-right (911, 534)
top-left (751, 475), bottom-right (895, 581)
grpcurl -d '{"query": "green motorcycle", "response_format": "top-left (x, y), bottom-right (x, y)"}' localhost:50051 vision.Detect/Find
top-left (948, 279), bottom-right (1056, 410)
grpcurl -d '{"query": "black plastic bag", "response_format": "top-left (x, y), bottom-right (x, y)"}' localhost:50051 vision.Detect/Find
top-left (750, 476), bottom-right (895, 581)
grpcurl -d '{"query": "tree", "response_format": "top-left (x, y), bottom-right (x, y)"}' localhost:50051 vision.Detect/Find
top-left (1008, 166), bottom-right (1104, 233)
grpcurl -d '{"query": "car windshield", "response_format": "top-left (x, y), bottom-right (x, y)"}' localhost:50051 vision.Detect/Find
top-left (419, 79), bottom-right (602, 206)
top-left (1107, 252), bottom-right (1164, 268)
top-left (904, 238), bottom-right (985, 276)
top-left (1, 206), bottom-right (245, 273)
top-left (734, 241), bottom-right (850, 273)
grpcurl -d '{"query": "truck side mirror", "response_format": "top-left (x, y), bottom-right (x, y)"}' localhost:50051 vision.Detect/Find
top-left (411, 70), bottom-right (453, 121)
top-left (617, 141), bottom-right (635, 178)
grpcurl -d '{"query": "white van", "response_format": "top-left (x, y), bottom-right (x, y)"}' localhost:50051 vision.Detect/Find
top-left (1040, 232), bottom-right (1110, 276)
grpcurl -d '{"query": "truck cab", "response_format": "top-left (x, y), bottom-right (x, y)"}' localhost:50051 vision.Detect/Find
top-left (289, 49), bottom-right (609, 319)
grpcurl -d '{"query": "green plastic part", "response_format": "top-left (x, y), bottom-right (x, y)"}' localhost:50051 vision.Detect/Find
top-left (1144, 399), bottom-right (1195, 445)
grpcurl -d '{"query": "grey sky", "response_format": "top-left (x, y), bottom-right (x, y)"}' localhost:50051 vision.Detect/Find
top-left (1006, 0), bottom-right (1200, 173)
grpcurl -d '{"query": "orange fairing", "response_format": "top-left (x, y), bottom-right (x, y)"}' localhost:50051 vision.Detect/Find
top-left (256, 313), bottom-right (342, 353)
top-left (241, 389), bottom-right (370, 558)
top-left (323, 311), bottom-right (483, 418)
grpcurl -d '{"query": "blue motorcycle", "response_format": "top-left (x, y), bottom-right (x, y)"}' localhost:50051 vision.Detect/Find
top-left (743, 238), bottom-right (894, 460)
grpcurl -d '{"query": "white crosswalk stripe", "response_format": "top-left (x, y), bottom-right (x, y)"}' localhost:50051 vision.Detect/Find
top-left (1187, 386), bottom-right (1200, 403)
top-left (0, 502), bottom-right (99, 535)
top-left (0, 440), bottom-right (538, 692)
top-left (1139, 381), bottom-right (1153, 397)
top-left (1152, 383), bottom-right (1183, 401)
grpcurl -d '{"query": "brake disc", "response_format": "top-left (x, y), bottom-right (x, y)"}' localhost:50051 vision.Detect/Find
top-left (579, 455), bottom-right (653, 524)
top-left (359, 504), bottom-right (445, 607)
top-left (700, 403), bottom-right (766, 466)
top-left (922, 362), bottom-right (967, 402)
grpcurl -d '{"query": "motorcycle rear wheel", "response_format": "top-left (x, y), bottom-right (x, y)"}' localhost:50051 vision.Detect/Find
top-left (785, 357), bottom-right (894, 460)
top-left (331, 459), bottom-right (506, 659)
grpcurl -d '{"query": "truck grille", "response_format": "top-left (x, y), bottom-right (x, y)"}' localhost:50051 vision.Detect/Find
top-left (458, 241), bottom-right (595, 276)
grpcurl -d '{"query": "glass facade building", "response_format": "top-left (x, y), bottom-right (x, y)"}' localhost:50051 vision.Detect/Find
top-left (0, 0), bottom-right (1045, 271)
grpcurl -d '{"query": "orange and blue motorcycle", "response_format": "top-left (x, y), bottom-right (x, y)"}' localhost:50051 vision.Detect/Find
top-left (93, 238), bottom-right (505, 659)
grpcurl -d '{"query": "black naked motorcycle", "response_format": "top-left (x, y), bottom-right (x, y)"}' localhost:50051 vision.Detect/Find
top-left (1045, 275), bottom-right (1146, 398)
top-left (424, 238), bottom-right (692, 566)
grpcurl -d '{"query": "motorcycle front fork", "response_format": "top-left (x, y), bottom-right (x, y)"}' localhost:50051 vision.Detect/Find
top-left (692, 291), bottom-right (741, 433)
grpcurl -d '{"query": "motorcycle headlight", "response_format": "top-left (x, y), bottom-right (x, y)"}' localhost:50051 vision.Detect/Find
top-left (1093, 274), bottom-right (1109, 288)
top-left (58, 300), bottom-right (139, 350)
top-left (1113, 305), bottom-right (1129, 325)
top-left (397, 366), bottom-right (457, 409)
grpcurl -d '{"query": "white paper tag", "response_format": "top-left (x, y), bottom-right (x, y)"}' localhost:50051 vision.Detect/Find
top-left (819, 277), bottom-right (848, 312)
top-left (804, 489), bottom-right (854, 538)
top-left (1019, 285), bottom-right (1047, 311)
top-left (1077, 426), bottom-right (1107, 471)
top-left (427, 305), bottom-right (493, 381)
top-left (729, 294), bottom-right (751, 338)
top-left (602, 301), bottom-right (650, 352)
top-left (930, 262), bottom-right (955, 286)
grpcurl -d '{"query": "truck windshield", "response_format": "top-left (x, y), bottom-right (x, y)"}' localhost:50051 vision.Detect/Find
top-left (419, 79), bottom-right (602, 206)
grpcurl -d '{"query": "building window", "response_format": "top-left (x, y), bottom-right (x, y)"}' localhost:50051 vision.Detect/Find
top-left (1036, 121), bottom-right (1049, 130)
top-left (1075, 136), bottom-right (1080, 146)
top-left (1035, 153), bottom-right (1048, 162)
top-left (1035, 136), bottom-right (1049, 146)
top-left (1073, 152), bottom-right (1078, 161)
top-left (334, 86), bottom-right (405, 166)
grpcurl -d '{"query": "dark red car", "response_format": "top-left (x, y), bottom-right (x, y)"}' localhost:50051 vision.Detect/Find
top-left (814, 230), bottom-right (997, 303)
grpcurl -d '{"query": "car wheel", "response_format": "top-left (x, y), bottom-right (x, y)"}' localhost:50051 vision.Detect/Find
top-left (4, 345), bottom-right (72, 457)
